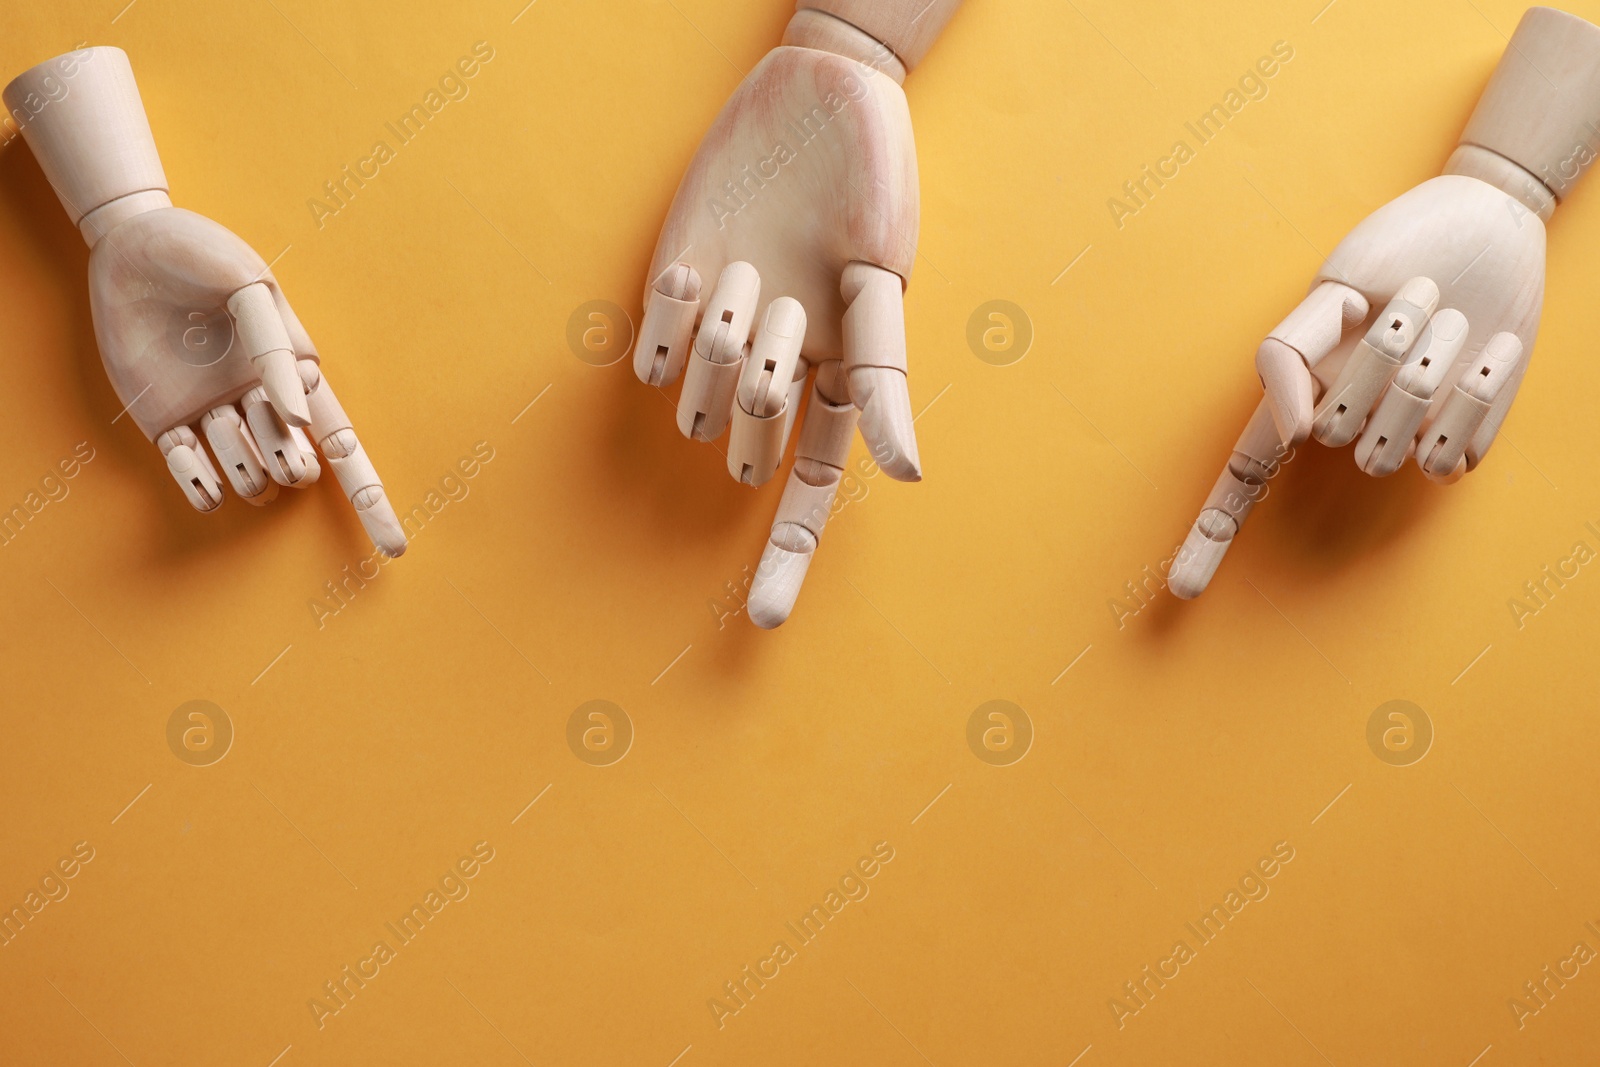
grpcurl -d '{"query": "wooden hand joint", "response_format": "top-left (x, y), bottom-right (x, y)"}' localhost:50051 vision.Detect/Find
top-left (788, 0), bottom-right (963, 75)
top-left (1452, 7), bottom-right (1600, 210)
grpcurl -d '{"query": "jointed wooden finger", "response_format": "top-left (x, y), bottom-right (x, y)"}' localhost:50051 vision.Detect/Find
top-left (157, 424), bottom-right (222, 512)
top-left (1354, 309), bottom-right (1469, 476)
top-left (243, 386), bottom-right (320, 487)
top-left (300, 362), bottom-right (407, 557)
top-left (1169, 399), bottom-right (1288, 600)
top-left (1257, 281), bottom-right (1370, 444)
top-left (635, 263), bottom-right (702, 387)
top-left (1312, 277), bottom-right (1440, 448)
top-left (201, 404), bottom-right (277, 507)
top-left (780, 358), bottom-right (809, 459)
top-left (229, 282), bottom-right (311, 428)
top-left (678, 262), bottom-right (760, 442)
top-left (842, 262), bottom-right (920, 481)
top-left (748, 360), bottom-right (859, 628)
top-left (1417, 331), bottom-right (1523, 483)
top-left (729, 297), bottom-right (806, 487)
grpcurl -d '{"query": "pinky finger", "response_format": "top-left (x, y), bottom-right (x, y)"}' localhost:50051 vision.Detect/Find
top-left (300, 362), bottom-right (407, 557)
top-left (1416, 332), bottom-right (1523, 483)
top-left (157, 425), bottom-right (223, 512)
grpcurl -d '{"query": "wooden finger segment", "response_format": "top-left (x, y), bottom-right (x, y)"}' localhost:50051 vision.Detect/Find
top-left (635, 263), bottom-right (702, 387)
top-left (301, 362), bottom-right (407, 557)
top-left (841, 263), bottom-right (919, 480)
top-left (228, 282), bottom-right (310, 427)
top-left (1417, 332), bottom-right (1522, 480)
top-left (1312, 277), bottom-right (1440, 448)
top-left (201, 404), bottom-right (274, 506)
top-left (321, 442), bottom-right (384, 509)
top-left (1258, 281), bottom-right (1370, 443)
top-left (1169, 400), bottom-right (1286, 600)
top-left (157, 425), bottom-right (222, 512)
top-left (288, 426), bottom-right (321, 485)
top-left (1354, 308), bottom-right (1469, 476)
top-left (1256, 339), bottom-right (1317, 446)
top-left (678, 262), bottom-right (760, 442)
top-left (746, 363), bottom-right (860, 629)
top-left (678, 331), bottom-right (744, 442)
top-left (1266, 281), bottom-right (1371, 368)
top-left (772, 473), bottom-right (847, 546)
top-left (749, 469), bottom-right (840, 630)
top-left (795, 391), bottom-right (859, 476)
top-left (729, 298), bottom-right (806, 487)
top-left (772, 380), bottom-right (859, 545)
top-left (242, 385), bottom-right (317, 487)
top-left (841, 263), bottom-right (907, 375)
top-left (696, 262), bottom-right (761, 362)
top-left (780, 359), bottom-right (809, 457)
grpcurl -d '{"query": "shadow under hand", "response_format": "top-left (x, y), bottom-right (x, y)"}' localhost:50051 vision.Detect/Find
top-left (1268, 436), bottom-right (1443, 588)
top-left (581, 346), bottom-right (780, 674)
top-left (0, 137), bottom-right (99, 405)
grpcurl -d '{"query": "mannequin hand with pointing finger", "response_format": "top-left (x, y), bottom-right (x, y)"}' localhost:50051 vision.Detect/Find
top-left (636, 0), bottom-right (962, 628)
top-left (1170, 7), bottom-right (1600, 600)
top-left (4, 47), bottom-right (406, 556)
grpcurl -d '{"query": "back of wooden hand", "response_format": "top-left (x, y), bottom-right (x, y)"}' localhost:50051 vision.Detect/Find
top-left (634, 41), bottom-right (925, 629)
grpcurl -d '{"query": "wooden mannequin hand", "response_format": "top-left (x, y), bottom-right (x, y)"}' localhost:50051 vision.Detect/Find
top-left (90, 205), bottom-right (406, 555)
top-left (4, 47), bottom-right (404, 556)
top-left (1168, 174), bottom-right (1545, 601)
top-left (1169, 6), bottom-right (1600, 601)
top-left (1272, 175), bottom-right (1546, 456)
top-left (634, 27), bottom-right (925, 629)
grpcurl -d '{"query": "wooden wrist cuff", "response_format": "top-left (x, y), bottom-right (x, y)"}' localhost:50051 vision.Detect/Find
top-left (3, 46), bottom-right (168, 225)
top-left (792, 0), bottom-right (961, 71)
top-left (1458, 7), bottom-right (1600, 205)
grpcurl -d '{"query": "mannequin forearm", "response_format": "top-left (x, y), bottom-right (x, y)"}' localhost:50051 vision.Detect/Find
top-left (3, 46), bottom-right (168, 239)
top-left (791, 0), bottom-right (962, 71)
top-left (1446, 7), bottom-right (1600, 216)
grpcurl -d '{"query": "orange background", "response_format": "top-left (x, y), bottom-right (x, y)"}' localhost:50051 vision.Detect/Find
top-left (2, 1), bottom-right (1599, 1064)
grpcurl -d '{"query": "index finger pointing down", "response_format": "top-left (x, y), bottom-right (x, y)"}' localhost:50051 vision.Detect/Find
top-left (299, 361), bottom-right (407, 557)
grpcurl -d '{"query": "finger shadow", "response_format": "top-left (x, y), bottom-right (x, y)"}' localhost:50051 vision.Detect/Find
top-left (581, 349), bottom-right (785, 676)
top-left (594, 361), bottom-right (749, 539)
top-left (1266, 438), bottom-right (1444, 587)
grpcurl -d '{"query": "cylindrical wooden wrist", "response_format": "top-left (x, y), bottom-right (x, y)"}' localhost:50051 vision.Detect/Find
top-left (1454, 6), bottom-right (1600, 208)
top-left (791, 0), bottom-right (962, 71)
top-left (784, 12), bottom-right (908, 83)
top-left (3, 46), bottom-right (169, 232)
